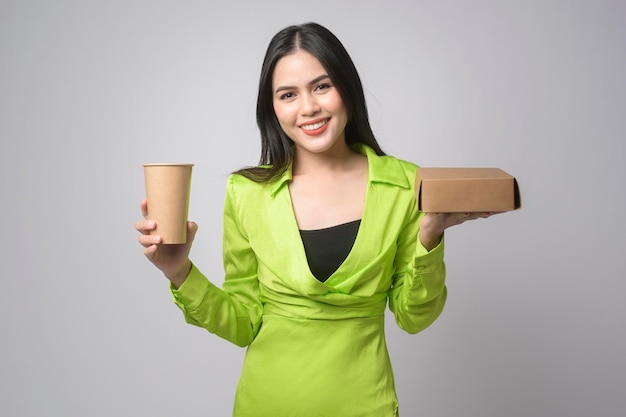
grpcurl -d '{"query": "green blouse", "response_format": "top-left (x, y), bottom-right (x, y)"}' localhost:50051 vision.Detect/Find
top-left (171, 144), bottom-right (446, 417)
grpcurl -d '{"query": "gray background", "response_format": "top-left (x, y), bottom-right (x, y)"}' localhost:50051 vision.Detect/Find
top-left (2, 0), bottom-right (625, 416)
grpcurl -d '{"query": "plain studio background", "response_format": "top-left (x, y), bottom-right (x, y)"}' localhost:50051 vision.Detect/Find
top-left (1, 1), bottom-right (624, 416)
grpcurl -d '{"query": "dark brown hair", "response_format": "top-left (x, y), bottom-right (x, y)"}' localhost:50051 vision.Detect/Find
top-left (236, 22), bottom-right (384, 182)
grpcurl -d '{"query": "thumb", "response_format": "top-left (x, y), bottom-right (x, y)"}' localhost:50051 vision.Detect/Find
top-left (186, 221), bottom-right (199, 242)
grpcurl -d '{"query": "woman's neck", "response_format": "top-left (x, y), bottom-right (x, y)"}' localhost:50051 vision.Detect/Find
top-left (292, 144), bottom-right (363, 177)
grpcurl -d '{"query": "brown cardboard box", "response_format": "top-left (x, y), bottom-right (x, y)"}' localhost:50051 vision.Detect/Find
top-left (416, 168), bottom-right (521, 212)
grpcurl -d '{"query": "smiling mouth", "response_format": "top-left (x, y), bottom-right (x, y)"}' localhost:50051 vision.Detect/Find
top-left (300, 119), bottom-right (329, 131)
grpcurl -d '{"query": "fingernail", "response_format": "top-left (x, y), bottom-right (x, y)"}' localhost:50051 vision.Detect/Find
top-left (152, 236), bottom-right (160, 243)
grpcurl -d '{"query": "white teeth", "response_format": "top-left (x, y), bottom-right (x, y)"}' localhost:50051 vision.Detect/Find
top-left (301, 120), bottom-right (327, 131)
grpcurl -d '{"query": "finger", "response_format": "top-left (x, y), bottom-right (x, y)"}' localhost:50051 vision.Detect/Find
top-left (185, 221), bottom-right (199, 243)
top-left (135, 219), bottom-right (156, 233)
top-left (144, 243), bottom-right (159, 260)
top-left (455, 212), bottom-right (493, 223)
top-left (462, 213), bottom-right (485, 222)
top-left (450, 212), bottom-right (471, 221)
top-left (468, 212), bottom-right (497, 219)
top-left (484, 211), bottom-right (504, 217)
top-left (141, 199), bottom-right (149, 218)
top-left (443, 212), bottom-right (473, 227)
top-left (138, 234), bottom-right (161, 247)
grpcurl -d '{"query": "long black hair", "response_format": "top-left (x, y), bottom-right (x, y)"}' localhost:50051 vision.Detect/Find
top-left (236, 22), bottom-right (385, 183)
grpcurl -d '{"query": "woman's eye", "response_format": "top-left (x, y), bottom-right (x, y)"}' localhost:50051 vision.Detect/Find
top-left (315, 83), bottom-right (331, 92)
top-left (280, 92), bottom-right (294, 100)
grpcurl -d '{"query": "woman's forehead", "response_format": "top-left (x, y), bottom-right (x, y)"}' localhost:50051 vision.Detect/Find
top-left (272, 51), bottom-right (327, 86)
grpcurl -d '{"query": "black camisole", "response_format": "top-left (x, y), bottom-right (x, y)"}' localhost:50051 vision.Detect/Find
top-left (299, 219), bottom-right (361, 282)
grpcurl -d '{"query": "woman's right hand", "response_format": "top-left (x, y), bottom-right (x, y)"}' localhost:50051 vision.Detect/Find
top-left (135, 199), bottom-right (197, 288)
top-left (418, 211), bottom-right (498, 251)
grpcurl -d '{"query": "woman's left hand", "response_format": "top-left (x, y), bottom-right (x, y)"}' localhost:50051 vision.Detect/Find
top-left (419, 212), bottom-right (498, 251)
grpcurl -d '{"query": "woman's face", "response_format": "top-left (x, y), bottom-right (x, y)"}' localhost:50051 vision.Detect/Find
top-left (272, 50), bottom-right (348, 157)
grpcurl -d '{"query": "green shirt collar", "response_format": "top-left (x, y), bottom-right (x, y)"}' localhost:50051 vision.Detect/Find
top-left (269, 144), bottom-right (410, 197)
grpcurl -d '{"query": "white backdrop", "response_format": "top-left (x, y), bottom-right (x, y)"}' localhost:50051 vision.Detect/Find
top-left (1, 1), bottom-right (625, 416)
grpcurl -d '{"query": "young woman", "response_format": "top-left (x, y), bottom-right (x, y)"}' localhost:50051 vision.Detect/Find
top-left (136, 22), bottom-right (491, 417)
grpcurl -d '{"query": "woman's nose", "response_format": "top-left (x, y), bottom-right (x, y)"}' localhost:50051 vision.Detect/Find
top-left (299, 93), bottom-right (320, 116)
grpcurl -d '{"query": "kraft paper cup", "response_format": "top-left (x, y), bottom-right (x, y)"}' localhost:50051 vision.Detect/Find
top-left (143, 163), bottom-right (194, 244)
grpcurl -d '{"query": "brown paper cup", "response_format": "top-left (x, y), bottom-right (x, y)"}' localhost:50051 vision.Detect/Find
top-left (143, 163), bottom-right (194, 244)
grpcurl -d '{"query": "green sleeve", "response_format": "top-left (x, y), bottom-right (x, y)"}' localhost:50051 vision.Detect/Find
top-left (170, 176), bottom-right (263, 347)
top-left (388, 211), bottom-right (447, 334)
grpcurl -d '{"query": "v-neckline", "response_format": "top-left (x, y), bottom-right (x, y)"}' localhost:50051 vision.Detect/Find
top-left (284, 158), bottom-right (371, 288)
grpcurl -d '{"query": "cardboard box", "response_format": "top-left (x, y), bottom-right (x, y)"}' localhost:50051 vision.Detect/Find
top-left (416, 168), bottom-right (521, 212)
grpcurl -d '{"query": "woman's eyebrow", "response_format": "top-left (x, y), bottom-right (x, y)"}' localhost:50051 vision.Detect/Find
top-left (274, 74), bottom-right (331, 94)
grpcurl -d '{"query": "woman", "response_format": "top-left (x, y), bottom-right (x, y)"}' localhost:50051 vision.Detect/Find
top-left (136, 22), bottom-right (491, 417)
